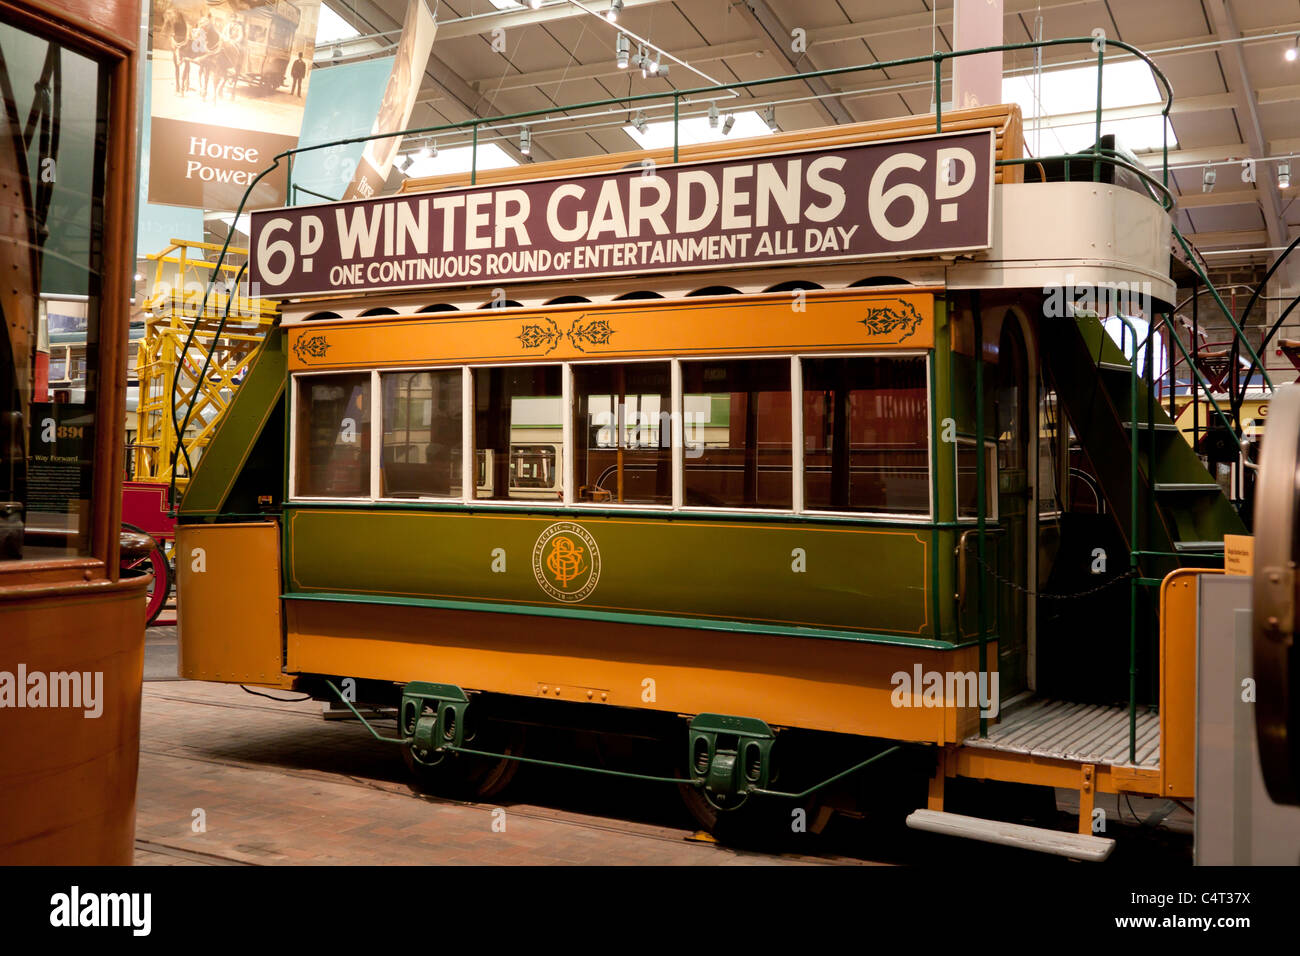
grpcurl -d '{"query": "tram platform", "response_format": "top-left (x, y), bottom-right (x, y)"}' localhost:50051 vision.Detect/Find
top-left (962, 699), bottom-right (1161, 769)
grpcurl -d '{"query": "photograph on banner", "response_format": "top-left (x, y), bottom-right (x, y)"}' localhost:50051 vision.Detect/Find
top-left (343, 0), bottom-right (436, 200)
top-left (147, 0), bottom-right (322, 210)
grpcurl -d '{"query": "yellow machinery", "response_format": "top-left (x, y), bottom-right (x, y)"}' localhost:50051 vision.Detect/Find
top-left (133, 239), bottom-right (278, 487)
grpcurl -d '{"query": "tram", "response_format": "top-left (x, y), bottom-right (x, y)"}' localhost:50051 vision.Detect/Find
top-left (175, 70), bottom-right (1253, 853)
top-left (0, 0), bottom-right (147, 864)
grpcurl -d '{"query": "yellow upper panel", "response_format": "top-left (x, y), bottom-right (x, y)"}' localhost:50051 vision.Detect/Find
top-left (286, 288), bottom-right (936, 370)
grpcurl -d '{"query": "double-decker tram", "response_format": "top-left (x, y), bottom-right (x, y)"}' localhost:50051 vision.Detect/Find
top-left (175, 66), bottom-right (1249, 854)
top-left (0, 0), bottom-right (147, 864)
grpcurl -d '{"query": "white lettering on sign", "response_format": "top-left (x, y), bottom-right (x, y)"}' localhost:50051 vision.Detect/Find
top-left (183, 137), bottom-right (260, 185)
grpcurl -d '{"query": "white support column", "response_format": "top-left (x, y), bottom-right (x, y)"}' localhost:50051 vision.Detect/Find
top-left (671, 359), bottom-right (684, 510)
top-left (952, 0), bottom-right (1004, 111)
top-left (462, 366), bottom-right (474, 501)
top-left (791, 356), bottom-right (804, 513)
top-left (370, 369), bottom-right (381, 501)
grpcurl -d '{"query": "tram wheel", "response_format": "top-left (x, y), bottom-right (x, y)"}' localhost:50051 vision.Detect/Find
top-left (121, 522), bottom-right (171, 626)
top-left (401, 720), bottom-right (525, 801)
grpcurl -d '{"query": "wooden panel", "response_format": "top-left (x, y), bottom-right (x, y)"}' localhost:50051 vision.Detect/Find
top-left (0, 579), bottom-right (146, 864)
top-left (284, 599), bottom-right (989, 742)
top-left (287, 288), bottom-right (935, 370)
top-left (176, 522), bottom-right (291, 687)
top-left (1160, 568), bottom-right (1210, 799)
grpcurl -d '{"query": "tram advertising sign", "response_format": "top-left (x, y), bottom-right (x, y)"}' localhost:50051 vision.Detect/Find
top-left (250, 128), bottom-right (995, 298)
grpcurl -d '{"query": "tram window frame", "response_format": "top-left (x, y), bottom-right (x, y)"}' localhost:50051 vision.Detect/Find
top-left (678, 356), bottom-right (796, 513)
top-left (571, 359), bottom-right (674, 510)
top-left (470, 363), bottom-right (566, 505)
top-left (378, 368), bottom-right (464, 500)
top-left (955, 437), bottom-right (999, 522)
top-left (799, 354), bottom-right (934, 518)
top-left (290, 370), bottom-right (374, 499)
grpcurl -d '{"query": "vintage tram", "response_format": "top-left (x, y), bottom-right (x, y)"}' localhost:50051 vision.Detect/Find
top-left (0, 0), bottom-right (147, 864)
top-left (173, 72), bottom-right (1250, 854)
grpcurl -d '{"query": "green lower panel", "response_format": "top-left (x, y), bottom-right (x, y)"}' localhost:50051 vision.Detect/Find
top-left (285, 508), bottom-right (934, 638)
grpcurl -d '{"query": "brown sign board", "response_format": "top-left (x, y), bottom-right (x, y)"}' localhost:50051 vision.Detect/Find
top-left (249, 128), bottom-right (995, 298)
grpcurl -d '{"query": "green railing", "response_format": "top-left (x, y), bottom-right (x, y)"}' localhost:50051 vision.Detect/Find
top-left (172, 34), bottom-right (1280, 777)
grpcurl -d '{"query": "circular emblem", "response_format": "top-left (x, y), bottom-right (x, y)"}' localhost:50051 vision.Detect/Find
top-left (532, 522), bottom-right (601, 604)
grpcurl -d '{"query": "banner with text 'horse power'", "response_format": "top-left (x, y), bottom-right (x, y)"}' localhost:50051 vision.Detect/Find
top-left (147, 0), bottom-right (322, 210)
top-left (248, 129), bottom-right (996, 298)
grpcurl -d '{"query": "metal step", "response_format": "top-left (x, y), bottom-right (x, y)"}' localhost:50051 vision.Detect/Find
top-left (1153, 482), bottom-right (1221, 493)
top-left (906, 809), bottom-right (1115, 862)
top-left (1098, 360), bottom-right (1132, 373)
top-left (1123, 421), bottom-right (1180, 433)
top-left (1174, 540), bottom-right (1226, 552)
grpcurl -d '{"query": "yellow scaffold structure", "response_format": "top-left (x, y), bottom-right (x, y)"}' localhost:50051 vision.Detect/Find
top-left (133, 239), bottom-right (278, 487)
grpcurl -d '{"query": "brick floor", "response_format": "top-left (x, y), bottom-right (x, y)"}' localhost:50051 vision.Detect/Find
top-left (134, 681), bottom-right (839, 866)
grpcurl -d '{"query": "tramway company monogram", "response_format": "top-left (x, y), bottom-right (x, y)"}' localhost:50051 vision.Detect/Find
top-left (532, 522), bottom-right (602, 603)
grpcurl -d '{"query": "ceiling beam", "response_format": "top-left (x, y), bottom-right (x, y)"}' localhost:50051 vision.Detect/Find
top-left (1185, 229), bottom-right (1269, 247)
top-left (451, 39), bottom-right (767, 100)
top-left (732, 0), bottom-right (854, 126)
top-left (802, 0), bottom-right (1093, 49)
top-left (435, 0), bottom-right (676, 41)
top-left (1204, 0), bottom-right (1288, 257)
top-left (1177, 188), bottom-right (1261, 209)
top-left (344, 0), bottom-right (557, 165)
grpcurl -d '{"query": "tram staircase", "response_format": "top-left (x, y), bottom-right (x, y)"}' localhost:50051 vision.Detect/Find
top-left (1039, 311), bottom-right (1246, 578)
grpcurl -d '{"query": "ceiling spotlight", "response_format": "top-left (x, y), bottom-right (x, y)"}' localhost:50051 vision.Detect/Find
top-left (398, 155), bottom-right (413, 173)
top-left (529, 0), bottom-right (542, 9)
top-left (1202, 167), bottom-right (1216, 193)
top-left (763, 104), bottom-right (778, 131)
top-left (649, 53), bottom-right (661, 76)
top-left (633, 110), bottom-right (648, 134)
top-left (616, 33), bottom-right (630, 69)
top-left (722, 112), bottom-right (735, 135)
top-left (429, 140), bottom-right (438, 159)
top-left (1280, 162), bottom-right (1292, 190)
top-left (638, 45), bottom-right (649, 78)
top-left (607, 0), bottom-right (622, 23)
top-left (332, 43), bottom-right (342, 61)
top-left (708, 102), bottom-right (719, 129)
top-left (519, 126), bottom-right (532, 157)
top-left (1286, 38), bottom-right (1298, 62)
top-left (134, 272), bottom-right (144, 282)
top-left (415, 142), bottom-right (433, 161)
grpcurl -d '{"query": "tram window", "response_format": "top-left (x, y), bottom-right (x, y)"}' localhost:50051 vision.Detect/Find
top-left (473, 366), bottom-right (563, 501)
top-left (802, 357), bottom-right (930, 514)
top-left (681, 359), bottom-right (792, 509)
top-left (573, 362), bottom-right (672, 505)
top-left (47, 349), bottom-right (68, 382)
top-left (294, 374), bottom-right (371, 497)
top-left (380, 370), bottom-right (462, 498)
top-left (956, 440), bottom-right (998, 519)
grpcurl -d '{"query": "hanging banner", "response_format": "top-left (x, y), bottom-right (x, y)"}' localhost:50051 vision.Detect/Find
top-left (249, 129), bottom-right (996, 298)
top-left (341, 0), bottom-right (437, 201)
top-left (147, 0), bottom-right (322, 210)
